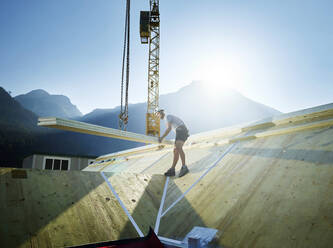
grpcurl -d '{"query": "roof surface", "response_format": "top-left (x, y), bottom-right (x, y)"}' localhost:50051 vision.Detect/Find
top-left (85, 103), bottom-right (333, 247)
top-left (1, 103), bottom-right (333, 248)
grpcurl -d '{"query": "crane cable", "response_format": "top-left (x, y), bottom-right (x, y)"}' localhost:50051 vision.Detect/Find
top-left (119, 0), bottom-right (130, 131)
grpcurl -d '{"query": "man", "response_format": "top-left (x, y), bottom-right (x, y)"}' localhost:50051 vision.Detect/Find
top-left (157, 109), bottom-right (189, 177)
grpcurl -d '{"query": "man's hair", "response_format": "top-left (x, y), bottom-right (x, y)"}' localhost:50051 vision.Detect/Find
top-left (157, 109), bottom-right (165, 114)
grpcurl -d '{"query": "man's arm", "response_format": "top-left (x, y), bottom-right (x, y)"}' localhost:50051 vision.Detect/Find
top-left (159, 122), bottom-right (172, 143)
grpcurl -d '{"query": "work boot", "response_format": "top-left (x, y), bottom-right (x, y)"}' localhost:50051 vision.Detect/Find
top-left (164, 168), bottom-right (175, 177)
top-left (179, 165), bottom-right (189, 177)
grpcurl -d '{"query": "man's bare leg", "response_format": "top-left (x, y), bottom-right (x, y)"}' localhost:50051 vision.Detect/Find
top-left (171, 148), bottom-right (179, 169)
top-left (165, 141), bottom-right (186, 177)
top-left (164, 148), bottom-right (179, 176)
top-left (175, 140), bottom-right (185, 166)
top-left (176, 140), bottom-right (189, 177)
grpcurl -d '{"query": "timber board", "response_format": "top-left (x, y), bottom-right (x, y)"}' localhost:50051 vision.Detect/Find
top-left (0, 169), bottom-right (165, 247)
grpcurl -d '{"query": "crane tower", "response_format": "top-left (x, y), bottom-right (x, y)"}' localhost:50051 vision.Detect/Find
top-left (140, 0), bottom-right (160, 137)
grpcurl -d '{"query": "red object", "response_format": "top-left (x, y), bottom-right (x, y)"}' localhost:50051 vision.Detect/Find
top-left (69, 227), bottom-right (164, 248)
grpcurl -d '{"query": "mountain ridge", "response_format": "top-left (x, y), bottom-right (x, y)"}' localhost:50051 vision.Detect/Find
top-left (79, 81), bottom-right (281, 135)
top-left (15, 90), bottom-right (82, 119)
top-left (0, 81), bottom-right (281, 167)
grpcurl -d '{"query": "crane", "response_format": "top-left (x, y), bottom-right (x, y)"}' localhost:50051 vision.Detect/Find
top-left (118, 0), bottom-right (160, 136)
top-left (140, 0), bottom-right (161, 137)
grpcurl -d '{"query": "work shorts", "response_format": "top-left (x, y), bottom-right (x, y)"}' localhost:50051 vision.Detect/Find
top-left (175, 125), bottom-right (189, 143)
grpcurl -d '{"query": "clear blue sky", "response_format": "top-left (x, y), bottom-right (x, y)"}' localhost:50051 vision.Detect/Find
top-left (0, 0), bottom-right (332, 114)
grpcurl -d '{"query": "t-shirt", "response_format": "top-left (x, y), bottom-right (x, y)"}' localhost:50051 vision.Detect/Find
top-left (166, 114), bottom-right (185, 131)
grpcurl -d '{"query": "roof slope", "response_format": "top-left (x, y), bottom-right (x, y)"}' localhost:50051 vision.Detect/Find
top-left (0, 169), bottom-right (165, 247)
top-left (85, 103), bottom-right (333, 248)
top-left (1, 103), bottom-right (332, 247)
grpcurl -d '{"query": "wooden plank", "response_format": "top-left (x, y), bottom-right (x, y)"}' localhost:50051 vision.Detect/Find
top-left (229, 135), bottom-right (256, 143)
top-left (96, 144), bottom-right (168, 161)
top-left (241, 122), bottom-right (275, 132)
top-left (236, 118), bottom-right (333, 142)
top-left (254, 118), bottom-right (333, 138)
top-left (173, 117), bottom-right (333, 152)
top-left (38, 117), bottom-right (173, 145)
top-left (242, 102), bottom-right (333, 130)
top-left (222, 118), bottom-right (333, 144)
top-left (188, 103), bottom-right (333, 145)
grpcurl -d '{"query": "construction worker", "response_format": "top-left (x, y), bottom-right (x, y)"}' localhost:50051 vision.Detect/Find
top-left (157, 109), bottom-right (189, 177)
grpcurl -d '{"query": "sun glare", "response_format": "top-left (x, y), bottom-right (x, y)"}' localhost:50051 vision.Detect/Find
top-left (193, 57), bottom-right (245, 92)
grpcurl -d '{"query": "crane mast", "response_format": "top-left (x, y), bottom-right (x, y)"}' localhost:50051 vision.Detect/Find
top-left (140, 0), bottom-right (160, 137)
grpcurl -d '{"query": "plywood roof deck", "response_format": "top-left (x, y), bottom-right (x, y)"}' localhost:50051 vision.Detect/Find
top-left (158, 127), bottom-right (333, 247)
top-left (1, 103), bottom-right (333, 247)
top-left (0, 169), bottom-right (166, 247)
top-left (82, 103), bottom-right (333, 247)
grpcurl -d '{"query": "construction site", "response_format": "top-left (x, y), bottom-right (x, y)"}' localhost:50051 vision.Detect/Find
top-left (1, 102), bottom-right (333, 247)
top-left (1, 0), bottom-right (333, 248)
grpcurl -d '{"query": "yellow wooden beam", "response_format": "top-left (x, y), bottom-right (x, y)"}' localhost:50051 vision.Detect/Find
top-left (38, 117), bottom-right (173, 145)
top-left (254, 118), bottom-right (333, 139)
top-left (229, 118), bottom-right (333, 143)
top-left (185, 117), bottom-right (333, 150)
top-left (242, 102), bottom-right (333, 130)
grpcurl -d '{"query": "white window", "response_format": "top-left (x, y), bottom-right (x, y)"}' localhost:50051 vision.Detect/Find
top-left (43, 156), bottom-right (71, 171)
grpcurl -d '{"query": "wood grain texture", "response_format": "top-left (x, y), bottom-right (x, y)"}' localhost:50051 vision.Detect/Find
top-left (84, 104), bottom-right (333, 248)
top-left (158, 127), bottom-right (333, 247)
top-left (0, 170), bottom-right (165, 247)
top-left (4, 104), bottom-right (333, 248)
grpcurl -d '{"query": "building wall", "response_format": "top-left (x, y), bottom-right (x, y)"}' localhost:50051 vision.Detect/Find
top-left (35, 155), bottom-right (44, 170)
top-left (72, 157), bottom-right (84, 170)
top-left (22, 155), bottom-right (33, 169)
top-left (76, 157), bottom-right (95, 170)
top-left (32, 155), bottom-right (94, 171)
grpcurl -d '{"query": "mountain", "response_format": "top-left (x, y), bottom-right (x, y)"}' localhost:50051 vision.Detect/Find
top-left (0, 87), bottom-right (39, 167)
top-left (0, 88), bottom-right (133, 167)
top-left (0, 87), bottom-right (38, 129)
top-left (81, 81), bottom-right (281, 135)
top-left (0, 82), bottom-right (281, 168)
top-left (159, 81), bottom-right (280, 133)
top-left (15, 89), bottom-right (82, 119)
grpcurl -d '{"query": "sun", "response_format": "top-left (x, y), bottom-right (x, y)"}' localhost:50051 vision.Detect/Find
top-left (193, 56), bottom-right (244, 91)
